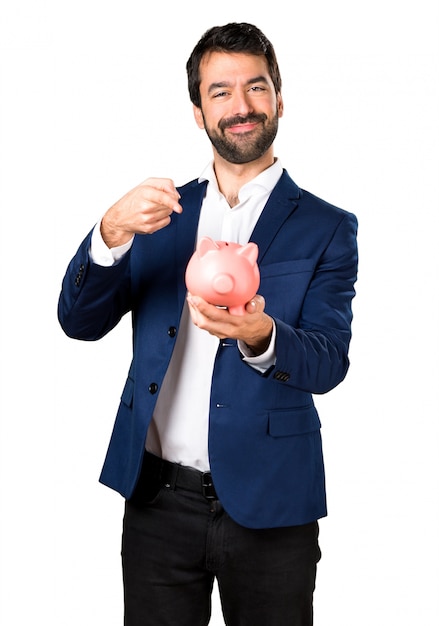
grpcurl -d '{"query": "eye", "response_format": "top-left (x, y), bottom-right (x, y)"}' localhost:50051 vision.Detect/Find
top-left (249, 86), bottom-right (266, 93)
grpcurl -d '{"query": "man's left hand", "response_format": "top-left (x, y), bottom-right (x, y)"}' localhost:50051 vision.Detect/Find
top-left (186, 293), bottom-right (273, 356)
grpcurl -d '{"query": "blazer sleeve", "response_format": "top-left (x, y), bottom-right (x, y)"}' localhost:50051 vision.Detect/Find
top-left (57, 230), bottom-right (132, 340)
top-left (269, 211), bottom-right (358, 394)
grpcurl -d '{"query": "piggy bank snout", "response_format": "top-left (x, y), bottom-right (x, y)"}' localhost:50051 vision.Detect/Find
top-left (212, 273), bottom-right (234, 295)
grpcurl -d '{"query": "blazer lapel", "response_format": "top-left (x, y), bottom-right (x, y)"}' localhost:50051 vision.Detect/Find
top-left (175, 179), bottom-right (208, 310)
top-left (250, 170), bottom-right (300, 263)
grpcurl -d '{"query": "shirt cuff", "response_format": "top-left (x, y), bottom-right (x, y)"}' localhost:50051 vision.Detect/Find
top-left (238, 319), bottom-right (276, 374)
top-left (89, 220), bottom-right (134, 266)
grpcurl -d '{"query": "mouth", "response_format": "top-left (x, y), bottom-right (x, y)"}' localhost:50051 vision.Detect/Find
top-left (226, 122), bottom-right (260, 134)
top-left (220, 114), bottom-right (266, 135)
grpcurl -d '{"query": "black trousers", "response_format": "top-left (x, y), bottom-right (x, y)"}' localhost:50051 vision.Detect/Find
top-left (122, 454), bottom-right (321, 626)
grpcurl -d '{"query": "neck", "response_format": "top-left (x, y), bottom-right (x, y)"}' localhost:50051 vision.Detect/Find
top-left (213, 150), bottom-right (275, 208)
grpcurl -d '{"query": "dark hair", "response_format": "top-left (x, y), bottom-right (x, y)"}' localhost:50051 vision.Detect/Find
top-left (186, 22), bottom-right (282, 108)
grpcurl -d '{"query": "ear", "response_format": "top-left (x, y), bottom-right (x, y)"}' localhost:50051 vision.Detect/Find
top-left (193, 104), bottom-right (205, 129)
top-left (197, 236), bottom-right (218, 257)
top-left (277, 93), bottom-right (284, 118)
top-left (237, 242), bottom-right (259, 265)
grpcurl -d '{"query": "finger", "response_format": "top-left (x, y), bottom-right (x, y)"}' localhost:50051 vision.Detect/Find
top-left (187, 295), bottom-right (224, 324)
top-left (187, 294), bottom-right (205, 314)
top-left (187, 294), bottom-right (203, 326)
top-left (245, 294), bottom-right (265, 314)
top-left (141, 177), bottom-right (182, 212)
top-left (143, 214), bottom-right (173, 234)
top-left (141, 177), bottom-right (179, 196)
top-left (148, 187), bottom-right (182, 214)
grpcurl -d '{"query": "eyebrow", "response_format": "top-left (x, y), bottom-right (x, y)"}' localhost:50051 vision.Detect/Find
top-left (207, 75), bottom-right (270, 95)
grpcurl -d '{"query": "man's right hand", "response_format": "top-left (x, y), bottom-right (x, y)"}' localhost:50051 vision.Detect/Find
top-left (100, 177), bottom-right (183, 248)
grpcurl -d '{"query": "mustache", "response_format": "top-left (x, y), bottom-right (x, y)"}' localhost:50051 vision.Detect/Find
top-left (218, 113), bottom-right (268, 131)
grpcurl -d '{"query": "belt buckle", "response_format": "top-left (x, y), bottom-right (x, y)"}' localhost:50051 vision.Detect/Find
top-left (201, 472), bottom-right (216, 500)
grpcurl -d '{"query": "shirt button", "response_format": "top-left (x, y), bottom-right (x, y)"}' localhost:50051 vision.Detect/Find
top-left (148, 383), bottom-right (158, 394)
top-left (167, 326), bottom-right (177, 338)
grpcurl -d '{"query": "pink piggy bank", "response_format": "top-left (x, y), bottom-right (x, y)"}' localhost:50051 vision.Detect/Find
top-left (185, 237), bottom-right (260, 315)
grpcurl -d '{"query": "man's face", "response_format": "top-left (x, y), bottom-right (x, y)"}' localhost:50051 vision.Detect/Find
top-left (193, 51), bottom-right (283, 165)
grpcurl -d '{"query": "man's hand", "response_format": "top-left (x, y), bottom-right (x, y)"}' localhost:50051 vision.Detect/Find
top-left (187, 293), bottom-right (273, 356)
top-left (101, 178), bottom-right (182, 248)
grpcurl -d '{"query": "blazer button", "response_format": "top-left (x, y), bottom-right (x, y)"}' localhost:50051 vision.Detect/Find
top-left (167, 326), bottom-right (177, 338)
top-left (148, 382), bottom-right (158, 394)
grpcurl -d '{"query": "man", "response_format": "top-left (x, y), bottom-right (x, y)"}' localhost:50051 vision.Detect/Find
top-left (58, 22), bottom-right (358, 625)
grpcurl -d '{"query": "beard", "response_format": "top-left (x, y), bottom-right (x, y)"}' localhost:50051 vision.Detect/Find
top-left (202, 111), bottom-right (279, 164)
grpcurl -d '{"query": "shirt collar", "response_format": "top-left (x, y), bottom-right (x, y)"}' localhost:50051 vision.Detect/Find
top-left (198, 158), bottom-right (283, 201)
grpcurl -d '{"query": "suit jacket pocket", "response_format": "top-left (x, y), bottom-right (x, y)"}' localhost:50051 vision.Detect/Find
top-left (259, 259), bottom-right (315, 323)
top-left (259, 259), bottom-right (315, 278)
top-left (268, 405), bottom-right (321, 437)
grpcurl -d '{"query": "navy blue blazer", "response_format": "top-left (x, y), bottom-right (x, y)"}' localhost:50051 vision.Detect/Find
top-left (58, 170), bottom-right (358, 529)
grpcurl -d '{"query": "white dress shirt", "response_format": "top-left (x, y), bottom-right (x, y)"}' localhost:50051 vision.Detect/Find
top-left (90, 159), bottom-right (283, 470)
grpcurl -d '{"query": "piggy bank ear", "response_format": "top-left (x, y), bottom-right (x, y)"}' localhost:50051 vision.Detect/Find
top-left (237, 242), bottom-right (259, 265)
top-left (197, 236), bottom-right (219, 258)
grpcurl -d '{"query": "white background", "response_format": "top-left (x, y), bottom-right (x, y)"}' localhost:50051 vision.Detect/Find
top-left (1, 1), bottom-right (438, 624)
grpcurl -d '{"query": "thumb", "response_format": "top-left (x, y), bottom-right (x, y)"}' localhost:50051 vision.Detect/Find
top-left (245, 294), bottom-right (265, 314)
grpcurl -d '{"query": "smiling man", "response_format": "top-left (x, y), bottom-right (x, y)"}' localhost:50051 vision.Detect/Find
top-left (58, 22), bottom-right (358, 626)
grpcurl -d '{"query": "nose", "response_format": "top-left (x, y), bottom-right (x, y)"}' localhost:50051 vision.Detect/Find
top-left (230, 90), bottom-right (253, 117)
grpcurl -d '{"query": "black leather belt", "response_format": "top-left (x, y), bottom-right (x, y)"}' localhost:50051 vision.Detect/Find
top-left (142, 451), bottom-right (218, 500)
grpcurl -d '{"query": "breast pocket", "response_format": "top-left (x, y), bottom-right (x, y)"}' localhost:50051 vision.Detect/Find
top-left (259, 259), bottom-right (315, 322)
